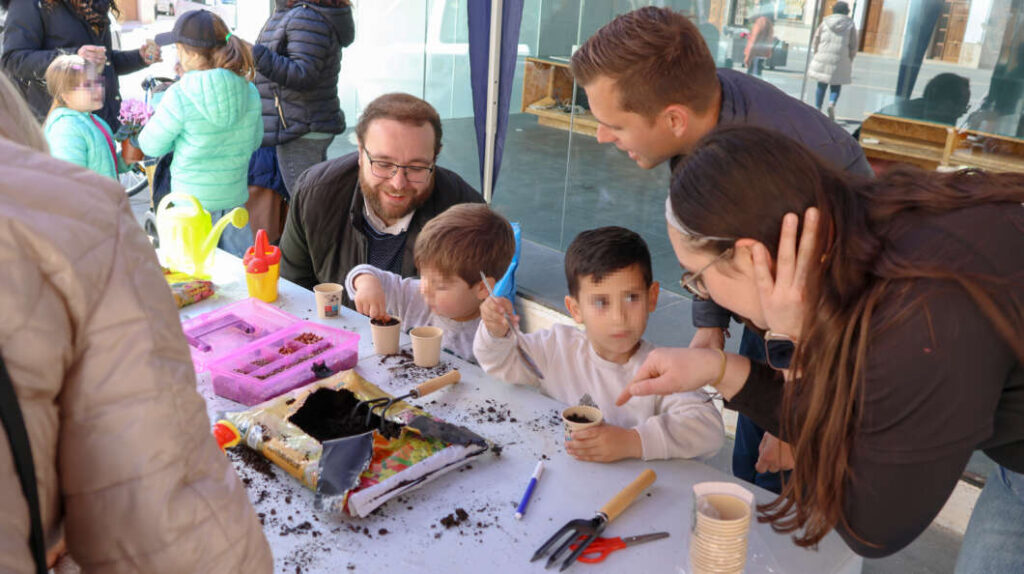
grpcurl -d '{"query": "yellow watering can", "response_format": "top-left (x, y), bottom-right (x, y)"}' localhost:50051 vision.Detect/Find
top-left (156, 193), bottom-right (248, 278)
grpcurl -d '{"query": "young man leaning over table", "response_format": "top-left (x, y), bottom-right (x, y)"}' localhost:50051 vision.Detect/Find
top-left (570, 6), bottom-right (872, 491)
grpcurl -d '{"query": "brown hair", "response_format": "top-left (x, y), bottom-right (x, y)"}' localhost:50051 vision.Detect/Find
top-left (44, 55), bottom-right (91, 116)
top-left (670, 126), bottom-right (1024, 548)
top-left (414, 204), bottom-right (515, 287)
top-left (0, 70), bottom-right (49, 153)
top-left (178, 13), bottom-right (255, 81)
top-left (356, 93), bottom-right (443, 157)
top-left (564, 226), bottom-right (653, 298)
top-left (570, 6), bottom-right (718, 118)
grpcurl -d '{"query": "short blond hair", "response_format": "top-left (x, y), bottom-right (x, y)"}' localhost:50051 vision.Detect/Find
top-left (414, 204), bottom-right (515, 286)
top-left (45, 55), bottom-right (91, 114)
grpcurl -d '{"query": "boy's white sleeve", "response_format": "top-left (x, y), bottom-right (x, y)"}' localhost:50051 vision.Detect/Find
top-left (344, 264), bottom-right (425, 325)
top-left (473, 320), bottom-right (552, 388)
top-left (635, 389), bottom-right (724, 461)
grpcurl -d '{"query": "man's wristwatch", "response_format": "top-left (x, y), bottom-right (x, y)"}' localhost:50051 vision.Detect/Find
top-left (764, 331), bottom-right (796, 370)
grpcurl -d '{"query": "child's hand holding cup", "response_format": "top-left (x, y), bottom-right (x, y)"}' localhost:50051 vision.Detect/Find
top-left (561, 405), bottom-right (603, 443)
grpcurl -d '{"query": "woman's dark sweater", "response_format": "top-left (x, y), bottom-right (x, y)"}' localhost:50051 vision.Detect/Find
top-left (728, 203), bottom-right (1024, 558)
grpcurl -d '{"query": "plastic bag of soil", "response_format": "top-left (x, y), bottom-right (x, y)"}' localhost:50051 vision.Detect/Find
top-left (224, 370), bottom-right (488, 517)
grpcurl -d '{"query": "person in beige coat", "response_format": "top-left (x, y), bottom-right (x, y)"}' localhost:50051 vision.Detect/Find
top-left (807, 2), bottom-right (858, 120)
top-left (0, 71), bottom-right (272, 574)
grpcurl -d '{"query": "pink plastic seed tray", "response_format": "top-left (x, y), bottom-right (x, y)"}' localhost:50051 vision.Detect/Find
top-left (207, 321), bottom-right (360, 405)
top-left (181, 298), bottom-right (298, 372)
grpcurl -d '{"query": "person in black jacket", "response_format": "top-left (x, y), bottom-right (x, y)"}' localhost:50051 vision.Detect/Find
top-left (253, 0), bottom-right (354, 196)
top-left (278, 93), bottom-right (483, 305)
top-left (1, 0), bottom-right (160, 131)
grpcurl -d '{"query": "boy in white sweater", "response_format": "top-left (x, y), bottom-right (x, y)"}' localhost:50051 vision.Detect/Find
top-left (474, 227), bottom-right (723, 462)
top-left (346, 204), bottom-right (516, 361)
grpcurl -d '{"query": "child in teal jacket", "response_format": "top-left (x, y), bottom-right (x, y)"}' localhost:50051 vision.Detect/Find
top-left (43, 55), bottom-right (131, 180)
top-left (140, 10), bottom-right (262, 256)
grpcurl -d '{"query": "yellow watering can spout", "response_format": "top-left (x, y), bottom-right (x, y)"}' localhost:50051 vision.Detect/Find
top-left (200, 207), bottom-right (249, 264)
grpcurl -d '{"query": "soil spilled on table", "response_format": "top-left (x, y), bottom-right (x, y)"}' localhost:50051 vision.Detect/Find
top-left (288, 387), bottom-right (403, 441)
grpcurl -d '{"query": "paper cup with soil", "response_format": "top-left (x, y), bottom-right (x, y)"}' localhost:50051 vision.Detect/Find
top-left (561, 405), bottom-right (603, 442)
top-left (370, 316), bottom-right (401, 355)
top-left (410, 326), bottom-right (444, 367)
top-left (313, 283), bottom-right (344, 318)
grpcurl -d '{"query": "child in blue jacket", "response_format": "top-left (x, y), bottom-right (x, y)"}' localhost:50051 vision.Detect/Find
top-left (43, 55), bottom-right (131, 180)
top-left (140, 10), bottom-right (262, 256)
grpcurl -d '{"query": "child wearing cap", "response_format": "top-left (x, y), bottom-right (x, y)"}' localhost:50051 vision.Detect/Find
top-left (474, 226), bottom-right (724, 463)
top-left (346, 204), bottom-right (516, 361)
top-left (139, 9), bottom-right (262, 256)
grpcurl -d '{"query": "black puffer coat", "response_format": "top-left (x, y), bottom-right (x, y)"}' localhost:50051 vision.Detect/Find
top-left (1, 0), bottom-right (146, 131)
top-left (253, 0), bottom-right (354, 147)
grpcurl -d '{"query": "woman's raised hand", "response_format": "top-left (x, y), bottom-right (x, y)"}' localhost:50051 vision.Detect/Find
top-left (751, 207), bottom-right (820, 340)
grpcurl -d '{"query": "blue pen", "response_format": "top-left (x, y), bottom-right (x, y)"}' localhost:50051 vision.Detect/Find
top-left (515, 461), bottom-right (544, 520)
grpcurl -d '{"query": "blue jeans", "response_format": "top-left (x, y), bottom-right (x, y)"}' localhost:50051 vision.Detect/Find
top-left (815, 82), bottom-right (842, 110)
top-left (731, 327), bottom-right (788, 494)
top-left (954, 465), bottom-right (1024, 573)
top-left (277, 135), bottom-right (334, 197)
top-left (209, 208), bottom-right (253, 258)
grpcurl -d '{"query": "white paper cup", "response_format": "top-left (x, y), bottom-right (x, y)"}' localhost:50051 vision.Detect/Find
top-left (561, 405), bottom-right (603, 442)
top-left (410, 326), bottom-right (443, 367)
top-left (689, 482), bottom-right (754, 574)
top-left (313, 283), bottom-right (344, 318)
top-left (370, 317), bottom-right (402, 355)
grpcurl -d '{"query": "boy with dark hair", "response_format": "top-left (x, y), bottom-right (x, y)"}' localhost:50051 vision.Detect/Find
top-left (346, 203), bottom-right (515, 361)
top-left (474, 227), bottom-right (723, 462)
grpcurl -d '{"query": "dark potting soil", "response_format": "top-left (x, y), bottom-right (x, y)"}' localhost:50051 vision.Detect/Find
top-left (228, 445), bottom-right (277, 481)
top-left (370, 317), bottom-right (400, 326)
top-left (288, 388), bottom-right (403, 441)
top-left (382, 349), bottom-right (453, 382)
top-left (565, 413), bottom-right (593, 424)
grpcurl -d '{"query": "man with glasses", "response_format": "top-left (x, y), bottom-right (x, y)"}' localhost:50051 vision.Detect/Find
top-left (571, 7), bottom-right (873, 495)
top-left (279, 93), bottom-right (483, 301)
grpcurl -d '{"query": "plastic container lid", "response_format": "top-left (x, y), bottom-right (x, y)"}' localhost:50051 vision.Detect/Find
top-left (181, 298), bottom-right (299, 372)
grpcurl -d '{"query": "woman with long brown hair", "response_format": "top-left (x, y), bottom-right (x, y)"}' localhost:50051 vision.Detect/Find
top-left (617, 126), bottom-right (1024, 571)
top-left (1, 0), bottom-right (160, 130)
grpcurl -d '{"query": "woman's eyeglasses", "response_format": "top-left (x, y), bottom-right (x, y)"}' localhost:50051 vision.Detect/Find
top-left (679, 248), bottom-right (733, 300)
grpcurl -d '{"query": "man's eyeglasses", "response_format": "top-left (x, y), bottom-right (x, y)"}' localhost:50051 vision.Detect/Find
top-left (679, 248), bottom-right (733, 300)
top-left (363, 149), bottom-right (435, 183)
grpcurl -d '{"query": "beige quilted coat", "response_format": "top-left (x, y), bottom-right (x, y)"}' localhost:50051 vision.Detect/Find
top-left (0, 136), bottom-right (272, 573)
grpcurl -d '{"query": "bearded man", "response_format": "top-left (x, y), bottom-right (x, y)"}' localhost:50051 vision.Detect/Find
top-left (279, 93), bottom-right (483, 304)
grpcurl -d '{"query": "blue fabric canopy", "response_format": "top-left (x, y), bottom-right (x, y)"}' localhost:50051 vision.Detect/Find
top-left (467, 0), bottom-right (525, 193)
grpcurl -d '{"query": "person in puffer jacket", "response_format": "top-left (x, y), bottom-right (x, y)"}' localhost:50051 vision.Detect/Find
top-left (140, 9), bottom-right (263, 257)
top-left (0, 68), bottom-right (272, 574)
top-left (807, 2), bottom-right (858, 120)
top-left (254, 0), bottom-right (355, 196)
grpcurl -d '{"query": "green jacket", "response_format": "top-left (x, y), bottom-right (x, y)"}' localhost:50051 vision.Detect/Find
top-left (138, 68), bottom-right (262, 211)
top-left (44, 108), bottom-right (128, 180)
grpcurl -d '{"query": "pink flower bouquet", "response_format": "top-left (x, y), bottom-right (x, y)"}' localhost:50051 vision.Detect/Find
top-left (114, 98), bottom-right (154, 146)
